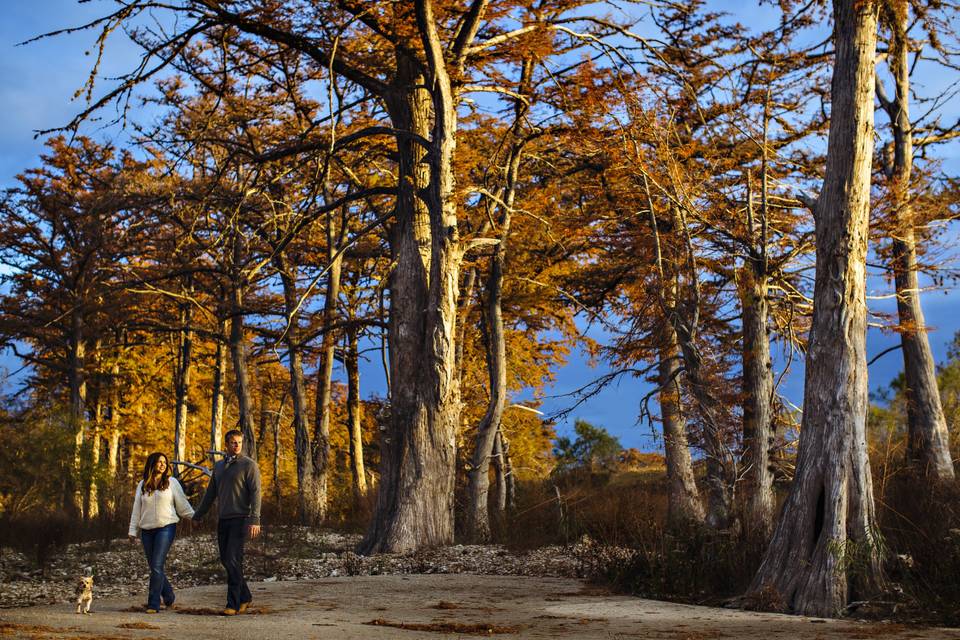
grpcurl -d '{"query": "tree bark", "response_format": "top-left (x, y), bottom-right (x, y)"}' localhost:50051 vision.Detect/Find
top-left (492, 430), bottom-right (515, 513)
top-left (879, 6), bottom-right (954, 481)
top-left (464, 262), bottom-right (507, 541)
top-left (107, 335), bottom-right (122, 483)
top-left (658, 328), bottom-right (705, 527)
top-left (660, 201), bottom-right (735, 530)
top-left (68, 310), bottom-right (86, 516)
top-left (107, 352), bottom-right (121, 513)
top-left (210, 321), bottom-right (226, 466)
top-left (84, 338), bottom-right (105, 520)
top-left (313, 246), bottom-right (342, 525)
top-left (464, 59), bottom-right (531, 542)
top-left (673, 300), bottom-right (734, 529)
top-left (88, 394), bottom-right (102, 520)
top-left (739, 263), bottom-right (775, 539)
top-left (748, 0), bottom-right (884, 615)
top-left (345, 322), bottom-right (368, 499)
top-left (272, 399), bottom-right (282, 505)
top-left (229, 279), bottom-right (257, 460)
top-left (360, 9), bottom-right (462, 552)
top-left (172, 292), bottom-right (193, 477)
top-left (277, 257), bottom-right (321, 523)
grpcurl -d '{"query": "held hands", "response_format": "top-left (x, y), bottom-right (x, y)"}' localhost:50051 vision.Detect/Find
top-left (128, 535), bottom-right (138, 545)
top-left (247, 524), bottom-right (261, 539)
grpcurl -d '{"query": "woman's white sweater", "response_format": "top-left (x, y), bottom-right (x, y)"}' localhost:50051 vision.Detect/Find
top-left (128, 478), bottom-right (195, 536)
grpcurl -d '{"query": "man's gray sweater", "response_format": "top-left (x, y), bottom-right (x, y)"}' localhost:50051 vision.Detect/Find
top-left (193, 455), bottom-right (261, 525)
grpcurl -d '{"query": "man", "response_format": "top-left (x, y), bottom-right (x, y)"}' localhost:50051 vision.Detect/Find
top-left (193, 429), bottom-right (262, 616)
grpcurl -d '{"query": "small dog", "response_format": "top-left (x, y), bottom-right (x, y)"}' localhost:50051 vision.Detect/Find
top-left (75, 575), bottom-right (94, 614)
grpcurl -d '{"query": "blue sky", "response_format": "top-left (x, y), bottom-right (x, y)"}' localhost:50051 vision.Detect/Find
top-left (2, 1), bottom-right (959, 453)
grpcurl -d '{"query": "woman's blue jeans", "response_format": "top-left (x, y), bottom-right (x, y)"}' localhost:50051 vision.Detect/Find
top-left (141, 523), bottom-right (176, 609)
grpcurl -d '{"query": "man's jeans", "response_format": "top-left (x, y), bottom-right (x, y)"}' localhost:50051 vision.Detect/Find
top-left (217, 517), bottom-right (252, 610)
top-left (141, 523), bottom-right (177, 609)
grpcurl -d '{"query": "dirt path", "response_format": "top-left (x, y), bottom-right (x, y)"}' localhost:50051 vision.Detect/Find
top-left (0, 574), bottom-right (954, 639)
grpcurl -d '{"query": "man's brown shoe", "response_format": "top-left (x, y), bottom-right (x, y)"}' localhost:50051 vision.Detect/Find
top-left (221, 608), bottom-right (238, 616)
top-left (238, 602), bottom-right (250, 614)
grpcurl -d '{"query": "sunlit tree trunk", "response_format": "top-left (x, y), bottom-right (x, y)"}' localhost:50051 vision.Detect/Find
top-left (68, 310), bottom-right (87, 516)
top-left (878, 5), bottom-right (954, 481)
top-left (272, 402), bottom-right (282, 505)
top-left (345, 322), bottom-right (368, 499)
top-left (228, 257), bottom-right (256, 460)
top-left (172, 288), bottom-right (193, 477)
top-left (658, 326), bottom-right (705, 527)
top-left (210, 321), bottom-right (226, 466)
top-left (739, 262), bottom-right (775, 539)
top-left (492, 430), bottom-right (512, 513)
top-left (671, 303), bottom-right (733, 528)
top-left (361, 12), bottom-right (462, 552)
top-left (657, 200), bottom-right (734, 529)
top-left (464, 59), bottom-right (531, 543)
top-left (276, 257), bottom-right (320, 523)
top-left (82, 339), bottom-right (106, 520)
top-left (107, 351), bottom-right (121, 512)
top-left (749, 0), bottom-right (884, 615)
top-left (313, 243), bottom-right (342, 524)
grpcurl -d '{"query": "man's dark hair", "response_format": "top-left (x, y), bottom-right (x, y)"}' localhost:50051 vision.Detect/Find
top-left (224, 429), bottom-right (243, 441)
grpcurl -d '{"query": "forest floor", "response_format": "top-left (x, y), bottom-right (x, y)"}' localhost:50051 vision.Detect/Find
top-left (0, 528), bottom-right (957, 639)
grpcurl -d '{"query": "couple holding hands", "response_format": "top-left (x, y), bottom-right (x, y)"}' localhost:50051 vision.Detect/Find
top-left (127, 430), bottom-right (262, 616)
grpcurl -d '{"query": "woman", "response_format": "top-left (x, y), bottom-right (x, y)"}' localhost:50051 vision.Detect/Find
top-left (128, 452), bottom-right (194, 613)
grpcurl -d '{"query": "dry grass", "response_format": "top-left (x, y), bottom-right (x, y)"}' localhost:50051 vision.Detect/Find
top-left (741, 585), bottom-right (787, 613)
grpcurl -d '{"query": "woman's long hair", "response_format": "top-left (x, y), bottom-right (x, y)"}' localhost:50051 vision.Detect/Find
top-left (141, 452), bottom-right (171, 494)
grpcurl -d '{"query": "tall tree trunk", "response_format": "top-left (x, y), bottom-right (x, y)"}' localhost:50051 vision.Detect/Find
top-left (107, 428), bottom-right (121, 507)
top-left (658, 327), bottom-right (705, 527)
top-left (229, 279), bottom-right (257, 460)
top-left (107, 398), bottom-right (120, 479)
top-left (210, 321), bottom-right (227, 465)
top-left (749, 0), bottom-right (883, 615)
top-left (739, 263), bottom-right (775, 539)
top-left (879, 6), bottom-right (954, 481)
top-left (465, 261), bottom-right (507, 541)
top-left (68, 310), bottom-right (86, 516)
top-left (646, 180), bottom-right (705, 529)
top-left (106, 333), bottom-right (122, 504)
top-left (464, 59), bottom-right (531, 542)
top-left (173, 293), bottom-right (193, 476)
top-left (84, 339), bottom-right (105, 520)
top-left (313, 248), bottom-right (342, 525)
top-left (272, 399), bottom-right (282, 506)
top-left (107, 356), bottom-right (121, 513)
top-left (360, 17), bottom-right (462, 553)
top-left (672, 306), bottom-right (734, 528)
top-left (491, 430), bottom-right (507, 513)
top-left (740, 116), bottom-right (777, 540)
top-left (88, 398), bottom-right (102, 520)
top-left (257, 380), bottom-right (269, 451)
top-left (650, 197), bottom-right (734, 529)
top-left (345, 323), bottom-right (368, 499)
top-left (893, 232), bottom-right (954, 477)
top-left (502, 432), bottom-right (516, 511)
top-left (277, 259), bottom-right (320, 523)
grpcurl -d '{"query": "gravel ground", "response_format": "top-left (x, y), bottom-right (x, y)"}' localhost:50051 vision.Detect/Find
top-left (1, 574), bottom-right (954, 640)
top-left (0, 527), bottom-right (587, 608)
